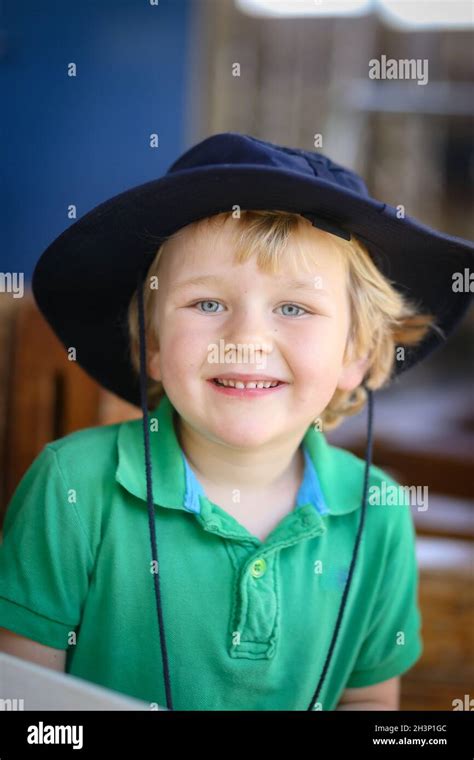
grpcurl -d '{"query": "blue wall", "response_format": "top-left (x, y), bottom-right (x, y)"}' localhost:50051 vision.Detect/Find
top-left (1, 0), bottom-right (193, 280)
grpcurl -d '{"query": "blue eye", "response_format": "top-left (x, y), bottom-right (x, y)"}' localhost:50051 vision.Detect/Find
top-left (194, 300), bottom-right (224, 313)
top-left (278, 304), bottom-right (307, 317)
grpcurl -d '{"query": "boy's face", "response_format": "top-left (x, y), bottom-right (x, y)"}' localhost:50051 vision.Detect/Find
top-left (147, 217), bottom-right (367, 450)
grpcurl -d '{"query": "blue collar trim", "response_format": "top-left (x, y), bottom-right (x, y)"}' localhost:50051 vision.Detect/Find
top-left (180, 443), bottom-right (329, 516)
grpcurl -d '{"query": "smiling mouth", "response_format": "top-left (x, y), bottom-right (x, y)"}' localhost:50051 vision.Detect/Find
top-left (207, 378), bottom-right (288, 395)
top-left (212, 378), bottom-right (284, 388)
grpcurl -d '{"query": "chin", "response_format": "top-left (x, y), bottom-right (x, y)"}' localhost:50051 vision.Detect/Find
top-left (209, 421), bottom-right (283, 449)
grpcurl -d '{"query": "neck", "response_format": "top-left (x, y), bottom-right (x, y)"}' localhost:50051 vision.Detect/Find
top-left (173, 412), bottom-right (306, 492)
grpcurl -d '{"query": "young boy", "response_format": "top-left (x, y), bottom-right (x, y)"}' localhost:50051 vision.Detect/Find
top-left (0, 133), bottom-right (472, 711)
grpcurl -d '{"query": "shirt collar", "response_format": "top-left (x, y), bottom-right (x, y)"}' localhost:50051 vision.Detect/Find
top-left (180, 442), bottom-right (329, 516)
top-left (115, 392), bottom-right (363, 517)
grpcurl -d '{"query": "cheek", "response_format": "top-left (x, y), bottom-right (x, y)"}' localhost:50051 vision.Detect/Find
top-left (283, 322), bottom-right (347, 410)
top-left (286, 321), bottom-right (346, 372)
top-left (158, 320), bottom-right (205, 380)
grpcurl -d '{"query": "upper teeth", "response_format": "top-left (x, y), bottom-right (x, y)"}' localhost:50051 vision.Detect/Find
top-left (215, 378), bottom-right (280, 389)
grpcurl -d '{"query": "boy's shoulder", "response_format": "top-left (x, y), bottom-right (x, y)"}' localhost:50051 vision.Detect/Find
top-left (311, 430), bottom-right (403, 506)
top-left (44, 419), bottom-right (124, 472)
top-left (2, 420), bottom-right (134, 556)
top-left (324, 437), bottom-right (390, 479)
top-left (28, 419), bottom-right (142, 513)
top-left (320, 436), bottom-right (417, 544)
top-left (331, 440), bottom-right (400, 493)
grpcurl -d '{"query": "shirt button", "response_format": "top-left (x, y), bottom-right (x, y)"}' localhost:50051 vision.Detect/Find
top-left (250, 558), bottom-right (267, 578)
top-left (206, 520), bottom-right (220, 531)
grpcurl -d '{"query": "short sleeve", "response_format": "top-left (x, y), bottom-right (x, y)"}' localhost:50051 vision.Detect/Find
top-left (0, 445), bottom-right (95, 649)
top-left (345, 499), bottom-right (423, 688)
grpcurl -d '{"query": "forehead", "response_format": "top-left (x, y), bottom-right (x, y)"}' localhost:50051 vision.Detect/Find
top-left (158, 215), bottom-right (348, 288)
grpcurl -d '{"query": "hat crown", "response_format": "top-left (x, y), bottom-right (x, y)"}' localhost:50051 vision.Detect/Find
top-left (166, 132), bottom-right (370, 198)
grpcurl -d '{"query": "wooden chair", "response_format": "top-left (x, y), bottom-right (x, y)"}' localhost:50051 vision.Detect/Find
top-left (0, 290), bottom-right (103, 528)
top-left (0, 288), bottom-right (142, 530)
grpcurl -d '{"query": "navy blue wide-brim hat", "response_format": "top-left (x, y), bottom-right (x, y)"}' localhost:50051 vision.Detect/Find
top-left (32, 131), bottom-right (473, 407)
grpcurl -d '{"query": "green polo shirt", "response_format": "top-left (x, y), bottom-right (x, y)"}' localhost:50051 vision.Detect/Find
top-left (0, 392), bottom-right (423, 710)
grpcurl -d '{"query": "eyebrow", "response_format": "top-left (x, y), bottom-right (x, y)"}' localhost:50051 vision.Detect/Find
top-left (174, 274), bottom-right (330, 296)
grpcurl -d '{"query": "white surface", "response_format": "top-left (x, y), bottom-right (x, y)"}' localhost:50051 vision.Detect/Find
top-left (416, 536), bottom-right (474, 573)
top-left (0, 652), bottom-right (162, 711)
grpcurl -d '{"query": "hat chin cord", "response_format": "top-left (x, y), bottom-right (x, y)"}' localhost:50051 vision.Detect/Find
top-left (137, 270), bottom-right (174, 710)
top-left (136, 272), bottom-right (374, 712)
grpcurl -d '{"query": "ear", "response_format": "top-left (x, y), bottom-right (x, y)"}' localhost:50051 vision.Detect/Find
top-left (147, 337), bottom-right (161, 382)
top-left (337, 352), bottom-right (369, 393)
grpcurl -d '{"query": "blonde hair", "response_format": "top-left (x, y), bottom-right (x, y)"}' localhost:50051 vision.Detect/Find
top-left (127, 210), bottom-right (440, 430)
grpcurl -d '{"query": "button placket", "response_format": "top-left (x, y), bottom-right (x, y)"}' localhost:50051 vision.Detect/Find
top-left (228, 513), bottom-right (327, 659)
top-left (229, 550), bottom-right (279, 659)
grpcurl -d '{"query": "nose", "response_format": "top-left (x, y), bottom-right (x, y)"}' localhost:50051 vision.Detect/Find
top-left (221, 302), bottom-right (274, 360)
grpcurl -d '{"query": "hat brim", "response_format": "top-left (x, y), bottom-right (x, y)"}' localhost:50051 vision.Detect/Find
top-left (32, 165), bottom-right (473, 407)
